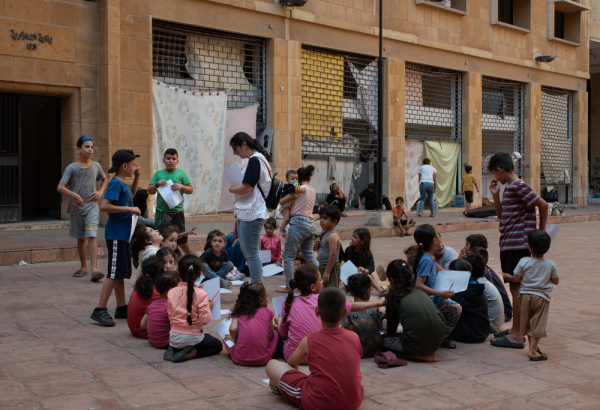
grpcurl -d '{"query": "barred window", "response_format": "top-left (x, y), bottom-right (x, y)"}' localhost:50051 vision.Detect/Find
top-left (405, 63), bottom-right (462, 142)
top-left (540, 86), bottom-right (573, 186)
top-left (301, 46), bottom-right (378, 161)
top-left (482, 77), bottom-right (524, 176)
top-left (152, 21), bottom-right (267, 130)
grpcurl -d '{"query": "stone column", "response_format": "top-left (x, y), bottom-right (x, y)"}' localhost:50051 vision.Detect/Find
top-left (524, 82), bottom-right (541, 195)
top-left (462, 72), bottom-right (482, 206)
top-left (590, 73), bottom-right (600, 194)
top-left (573, 90), bottom-right (588, 206)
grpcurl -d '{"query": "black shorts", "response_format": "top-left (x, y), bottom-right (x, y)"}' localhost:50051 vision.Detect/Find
top-left (400, 219), bottom-right (414, 226)
top-left (161, 211), bottom-right (187, 245)
top-left (464, 191), bottom-right (474, 203)
top-left (500, 249), bottom-right (531, 281)
top-left (106, 240), bottom-right (132, 280)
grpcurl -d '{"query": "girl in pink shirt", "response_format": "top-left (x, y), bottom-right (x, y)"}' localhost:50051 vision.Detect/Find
top-left (224, 282), bottom-right (279, 366)
top-left (141, 269), bottom-right (178, 350)
top-left (260, 218), bottom-right (282, 265)
top-left (166, 255), bottom-right (222, 363)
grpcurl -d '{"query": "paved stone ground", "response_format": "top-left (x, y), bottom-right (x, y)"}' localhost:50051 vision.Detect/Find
top-left (1, 221), bottom-right (599, 409)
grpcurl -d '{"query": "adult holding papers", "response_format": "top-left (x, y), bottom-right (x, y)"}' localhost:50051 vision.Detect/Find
top-left (228, 132), bottom-right (272, 283)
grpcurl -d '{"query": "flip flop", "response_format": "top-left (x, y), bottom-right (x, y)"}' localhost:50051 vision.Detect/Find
top-left (374, 351), bottom-right (408, 369)
top-left (171, 345), bottom-right (196, 363)
top-left (440, 339), bottom-right (457, 349)
top-left (530, 347), bottom-right (548, 362)
top-left (73, 269), bottom-right (87, 277)
top-left (494, 330), bottom-right (526, 342)
top-left (163, 345), bottom-right (175, 361)
top-left (221, 281), bottom-right (232, 289)
top-left (91, 271), bottom-right (104, 282)
top-left (490, 335), bottom-right (525, 349)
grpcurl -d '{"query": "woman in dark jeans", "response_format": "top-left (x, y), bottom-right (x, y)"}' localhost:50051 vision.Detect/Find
top-left (417, 159), bottom-right (437, 217)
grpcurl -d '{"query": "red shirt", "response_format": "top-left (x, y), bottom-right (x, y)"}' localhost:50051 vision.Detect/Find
top-left (303, 328), bottom-right (363, 410)
top-left (127, 289), bottom-right (160, 339)
top-left (260, 234), bottom-right (282, 263)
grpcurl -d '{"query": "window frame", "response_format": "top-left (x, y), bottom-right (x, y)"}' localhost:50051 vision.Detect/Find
top-left (415, 0), bottom-right (467, 16)
top-left (490, 0), bottom-right (532, 33)
top-left (547, 0), bottom-right (589, 47)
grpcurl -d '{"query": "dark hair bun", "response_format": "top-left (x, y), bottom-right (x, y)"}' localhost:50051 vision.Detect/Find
top-left (289, 279), bottom-right (297, 290)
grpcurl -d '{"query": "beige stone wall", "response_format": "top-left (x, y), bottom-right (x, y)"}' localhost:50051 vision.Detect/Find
top-left (382, 58), bottom-right (405, 200)
top-left (461, 72), bottom-right (482, 206)
top-left (573, 89), bottom-right (589, 205)
top-left (524, 82), bottom-right (542, 196)
top-left (591, 73), bottom-right (600, 192)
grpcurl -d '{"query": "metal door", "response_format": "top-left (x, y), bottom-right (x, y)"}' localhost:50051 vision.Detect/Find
top-left (0, 93), bottom-right (20, 223)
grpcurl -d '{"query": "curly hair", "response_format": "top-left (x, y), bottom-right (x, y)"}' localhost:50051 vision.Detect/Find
top-left (154, 270), bottom-right (178, 295)
top-left (178, 255), bottom-right (203, 325)
top-left (412, 224), bottom-right (438, 276)
top-left (385, 259), bottom-right (413, 306)
top-left (345, 273), bottom-right (371, 300)
top-left (282, 265), bottom-right (320, 324)
top-left (231, 282), bottom-right (267, 319)
top-left (131, 225), bottom-right (152, 269)
top-left (349, 228), bottom-right (372, 270)
top-left (134, 258), bottom-right (163, 298)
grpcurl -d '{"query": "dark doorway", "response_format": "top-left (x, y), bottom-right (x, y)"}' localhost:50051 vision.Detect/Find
top-left (0, 94), bottom-right (61, 223)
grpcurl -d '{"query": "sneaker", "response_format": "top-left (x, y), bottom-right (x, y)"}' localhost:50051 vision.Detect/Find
top-left (163, 345), bottom-right (175, 361)
top-left (90, 308), bottom-right (115, 326)
top-left (269, 381), bottom-right (283, 396)
top-left (225, 272), bottom-right (235, 280)
top-left (91, 271), bottom-right (104, 282)
top-left (234, 271), bottom-right (246, 281)
top-left (376, 265), bottom-right (387, 281)
top-left (400, 232), bottom-right (405, 237)
top-left (114, 304), bottom-right (128, 319)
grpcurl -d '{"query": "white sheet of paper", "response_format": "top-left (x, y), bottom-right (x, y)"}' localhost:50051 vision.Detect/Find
top-left (221, 309), bottom-right (232, 315)
top-left (214, 318), bottom-right (235, 348)
top-left (260, 250), bottom-right (272, 264)
top-left (340, 261), bottom-right (360, 285)
top-left (219, 288), bottom-right (233, 294)
top-left (224, 163), bottom-right (249, 200)
top-left (157, 180), bottom-right (183, 209)
top-left (432, 270), bottom-right (471, 293)
top-left (262, 379), bottom-right (270, 384)
top-left (546, 224), bottom-right (561, 241)
top-left (271, 295), bottom-right (287, 317)
top-left (230, 280), bottom-right (245, 286)
top-left (263, 264), bottom-right (284, 277)
top-left (129, 214), bottom-right (138, 242)
top-left (201, 277), bottom-right (221, 322)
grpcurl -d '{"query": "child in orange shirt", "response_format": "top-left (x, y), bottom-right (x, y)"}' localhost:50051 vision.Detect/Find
top-left (393, 197), bottom-right (416, 237)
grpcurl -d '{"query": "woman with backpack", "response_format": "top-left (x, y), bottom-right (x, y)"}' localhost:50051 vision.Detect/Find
top-left (229, 132), bottom-right (273, 284)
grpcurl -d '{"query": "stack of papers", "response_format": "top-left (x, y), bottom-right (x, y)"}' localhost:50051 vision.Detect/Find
top-left (340, 261), bottom-right (360, 286)
top-left (224, 164), bottom-right (249, 200)
top-left (263, 264), bottom-right (284, 277)
top-left (157, 180), bottom-right (183, 209)
top-left (214, 318), bottom-right (235, 348)
top-left (432, 270), bottom-right (471, 293)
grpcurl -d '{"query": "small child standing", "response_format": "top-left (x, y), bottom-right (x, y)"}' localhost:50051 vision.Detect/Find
top-left (503, 230), bottom-right (558, 361)
top-left (91, 150), bottom-right (141, 327)
top-left (148, 148), bottom-right (194, 255)
top-left (461, 165), bottom-right (479, 215)
top-left (266, 288), bottom-right (364, 410)
top-left (198, 230), bottom-right (239, 287)
top-left (57, 136), bottom-right (108, 281)
top-left (224, 282), bottom-right (279, 366)
top-left (141, 270), bottom-right (178, 350)
top-left (131, 225), bottom-right (163, 277)
top-left (166, 255), bottom-right (222, 363)
top-left (279, 170), bottom-right (300, 236)
top-left (127, 258), bottom-right (161, 339)
top-left (260, 218), bottom-right (282, 266)
top-left (315, 205), bottom-right (341, 288)
top-left (393, 197), bottom-right (416, 237)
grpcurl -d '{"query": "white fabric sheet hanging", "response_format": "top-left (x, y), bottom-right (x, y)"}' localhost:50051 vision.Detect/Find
top-left (301, 160), bottom-right (354, 195)
top-left (404, 140), bottom-right (424, 211)
top-left (152, 81), bottom-right (228, 215)
top-left (348, 59), bottom-right (378, 133)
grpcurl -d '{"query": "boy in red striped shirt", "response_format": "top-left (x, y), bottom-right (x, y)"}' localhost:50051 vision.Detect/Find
top-left (487, 153), bottom-right (548, 349)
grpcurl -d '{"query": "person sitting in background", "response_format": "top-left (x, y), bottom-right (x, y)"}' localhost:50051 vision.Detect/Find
top-left (393, 197), bottom-right (416, 237)
top-left (472, 247), bottom-right (504, 333)
top-left (358, 183), bottom-right (392, 211)
top-left (133, 189), bottom-right (154, 227)
top-left (325, 183), bottom-right (348, 217)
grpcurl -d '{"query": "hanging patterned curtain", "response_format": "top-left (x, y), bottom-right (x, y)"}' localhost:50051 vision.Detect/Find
top-left (423, 141), bottom-right (460, 208)
top-left (404, 140), bottom-right (424, 211)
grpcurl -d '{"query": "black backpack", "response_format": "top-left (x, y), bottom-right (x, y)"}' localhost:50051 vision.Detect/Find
top-left (256, 158), bottom-right (284, 211)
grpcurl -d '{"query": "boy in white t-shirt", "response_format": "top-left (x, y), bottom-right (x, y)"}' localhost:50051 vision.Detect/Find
top-left (417, 158), bottom-right (437, 218)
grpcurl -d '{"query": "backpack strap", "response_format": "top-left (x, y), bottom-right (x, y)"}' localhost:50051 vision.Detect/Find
top-left (254, 156), bottom-right (271, 201)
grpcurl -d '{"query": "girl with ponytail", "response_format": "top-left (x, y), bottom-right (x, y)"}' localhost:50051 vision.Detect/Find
top-left (412, 224), bottom-right (463, 349)
top-left (229, 132), bottom-right (273, 283)
top-left (166, 255), bottom-right (222, 363)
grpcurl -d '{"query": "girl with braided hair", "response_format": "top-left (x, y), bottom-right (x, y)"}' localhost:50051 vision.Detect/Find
top-left (166, 255), bottom-right (222, 363)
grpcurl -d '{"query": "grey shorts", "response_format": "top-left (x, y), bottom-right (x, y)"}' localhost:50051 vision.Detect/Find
top-left (69, 208), bottom-right (99, 239)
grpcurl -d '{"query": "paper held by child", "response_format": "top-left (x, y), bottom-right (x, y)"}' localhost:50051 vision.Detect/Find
top-left (546, 224), bottom-right (561, 241)
top-left (224, 163), bottom-right (249, 200)
top-left (271, 295), bottom-right (286, 317)
top-left (201, 277), bottom-right (222, 322)
top-left (214, 318), bottom-right (235, 348)
top-left (340, 261), bottom-right (360, 286)
top-left (129, 215), bottom-right (138, 242)
top-left (260, 250), bottom-right (271, 264)
top-left (432, 270), bottom-right (471, 293)
top-left (230, 280), bottom-right (246, 286)
top-left (263, 264), bottom-right (284, 277)
top-left (157, 180), bottom-right (183, 209)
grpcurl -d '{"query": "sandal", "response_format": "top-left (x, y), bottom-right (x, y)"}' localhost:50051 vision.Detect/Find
top-left (221, 280), bottom-right (232, 289)
top-left (530, 347), bottom-right (548, 362)
top-left (494, 330), bottom-right (526, 343)
top-left (163, 345), bottom-right (175, 361)
top-left (374, 351), bottom-right (408, 369)
top-left (91, 271), bottom-right (104, 282)
top-left (171, 346), bottom-right (196, 363)
top-left (440, 339), bottom-right (457, 349)
top-left (490, 335), bottom-right (525, 349)
top-left (269, 381), bottom-right (283, 396)
top-left (73, 269), bottom-right (87, 277)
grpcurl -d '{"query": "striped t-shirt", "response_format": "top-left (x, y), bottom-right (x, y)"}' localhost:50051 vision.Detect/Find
top-left (499, 180), bottom-right (539, 251)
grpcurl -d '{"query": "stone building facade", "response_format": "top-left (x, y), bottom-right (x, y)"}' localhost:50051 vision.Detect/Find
top-left (0, 0), bottom-right (597, 223)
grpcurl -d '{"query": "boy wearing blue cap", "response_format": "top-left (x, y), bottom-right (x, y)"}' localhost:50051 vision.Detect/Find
top-left (57, 136), bottom-right (108, 282)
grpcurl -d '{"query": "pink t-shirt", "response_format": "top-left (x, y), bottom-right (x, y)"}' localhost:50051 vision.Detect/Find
top-left (291, 185), bottom-right (316, 218)
top-left (146, 299), bottom-right (170, 348)
top-left (278, 293), bottom-right (352, 360)
top-left (226, 307), bottom-right (278, 366)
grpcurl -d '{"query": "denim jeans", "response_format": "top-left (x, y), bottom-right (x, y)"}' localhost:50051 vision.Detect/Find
top-left (418, 182), bottom-right (435, 215)
top-left (202, 262), bottom-right (234, 280)
top-left (282, 215), bottom-right (318, 287)
top-left (238, 218), bottom-right (265, 283)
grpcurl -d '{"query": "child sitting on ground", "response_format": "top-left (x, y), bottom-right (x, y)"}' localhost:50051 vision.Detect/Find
top-left (260, 218), bottom-right (282, 266)
top-left (224, 282), bottom-right (279, 366)
top-left (279, 170), bottom-right (300, 237)
top-left (471, 247), bottom-right (504, 333)
top-left (158, 224), bottom-right (197, 257)
top-left (155, 247), bottom-right (179, 281)
top-left (165, 255), bottom-right (222, 363)
top-left (315, 205), bottom-right (341, 288)
top-left (343, 228), bottom-right (385, 295)
top-left (198, 230), bottom-right (239, 287)
top-left (127, 258), bottom-right (161, 339)
top-left (448, 255), bottom-right (490, 344)
top-left (131, 225), bottom-right (163, 277)
top-left (266, 288), bottom-right (364, 410)
top-left (393, 196), bottom-right (416, 237)
top-left (341, 273), bottom-right (383, 358)
top-left (141, 270), bottom-right (178, 350)
top-left (502, 229), bottom-right (559, 361)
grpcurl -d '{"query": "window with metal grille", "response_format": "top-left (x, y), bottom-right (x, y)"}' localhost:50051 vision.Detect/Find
top-left (152, 21), bottom-right (267, 130)
top-left (540, 86), bottom-right (573, 186)
top-left (405, 63), bottom-right (462, 142)
top-left (482, 77), bottom-right (524, 176)
top-left (301, 46), bottom-right (378, 161)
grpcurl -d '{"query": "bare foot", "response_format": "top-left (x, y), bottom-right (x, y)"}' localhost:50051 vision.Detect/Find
top-left (413, 353), bottom-right (440, 362)
top-left (276, 287), bottom-right (290, 294)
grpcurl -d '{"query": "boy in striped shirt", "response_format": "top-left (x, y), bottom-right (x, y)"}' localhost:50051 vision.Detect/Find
top-left (487, 153), bottom-right (548, 349)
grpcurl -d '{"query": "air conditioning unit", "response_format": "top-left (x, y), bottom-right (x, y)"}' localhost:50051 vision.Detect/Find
top-left (280, 0), bottom-right (308, 7)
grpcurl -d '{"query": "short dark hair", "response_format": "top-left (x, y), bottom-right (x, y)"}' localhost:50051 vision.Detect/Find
top-left (527, 229), bottom-right (551, 255)
top-left (164, 148), bottom-right (178, 158)
top-left (318, 288), bottom-right (347, 323)
top-left (368, 183), bottom-right (376, 190)
top-left (319, 205), bottom-right (341, 225)
top-left (465, 165), bottom-right (472, 173)
top-left (487, 152), bottom-right (514, 173)
top-left (395, 196), bottom-right (404, 203)
top-left (76, 136), bottom-right (93, 148)
top-left (466, 234), bottom-right (488, 249)
top-left (318, 201), bottom-right (329, 207)
top-left (423, 158), bottom-right (431, 165)
top-left (449, 259), bottom-right (472, 273)
top-left (472, 246), bottom-right (489, 264)
top-left (465, 252), bottom-right (486, 278)
top-left (285, 170), bottom-right (298, 179)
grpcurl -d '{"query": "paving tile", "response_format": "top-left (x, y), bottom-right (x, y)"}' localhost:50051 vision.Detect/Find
top-left (139, 398), bottom-right (220, 410)
top-left (21, 372), bottom-right (101, 399)
top-left (430, 356), bottom-right (505, 378)
top-left (546, 339), bottom-right (600, 356)
top-left (90, 363), bottom-right (172, 388)
top-left (38, 391), bottom-right (130, 410)
top-left (426, 379), bottom-right (510, 407)
top-left (207, 387), bottom-right (292, 410)
top-left (475, 370), bottom-right (554, 396)
top-left (529, 387), bottom-right (600, 410)
top-left (67, 349), bottom-right (145, 371)
top-left (372, 387), bottom-right (464, 410)
top-left (361, 371), bottom-right (414, 396)
top-left (3, 356), bottom-right (80, 380)
top-left (0, 381), bottom-right (30, 403)
top-left (568, 380), bottom-right (600, 398)
top-left (180, 373), bottom-right (263, 398)
top-left (113, 380), bottom-right (200, 408)
top-left (519, 363), bottom-right (593, 386)
top-left (473, 397), bottom-right (552, 410)
top-left (0, 401), bottom-right (39, 410)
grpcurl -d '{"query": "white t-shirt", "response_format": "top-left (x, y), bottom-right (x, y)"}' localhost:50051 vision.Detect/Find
top-left (234, 153), bottom-right (271, 222)
top-left (514, 257), bottom-right (559, 302)
top-left (477, 277), bottom-right (505, 332)
top-left (418, 164), bottom-right (437, 184)
top-left (436, 246), bottom-right (458, 270)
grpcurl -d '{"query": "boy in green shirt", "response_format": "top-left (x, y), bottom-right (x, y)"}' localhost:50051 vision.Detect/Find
top-left (148, 148), bottom-right (194, 255)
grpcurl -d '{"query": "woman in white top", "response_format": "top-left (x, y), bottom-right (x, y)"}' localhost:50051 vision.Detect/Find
top-left (228, 132), bottom-right (272, 283)
top-left (417, 158), bottom-right (437, 217)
